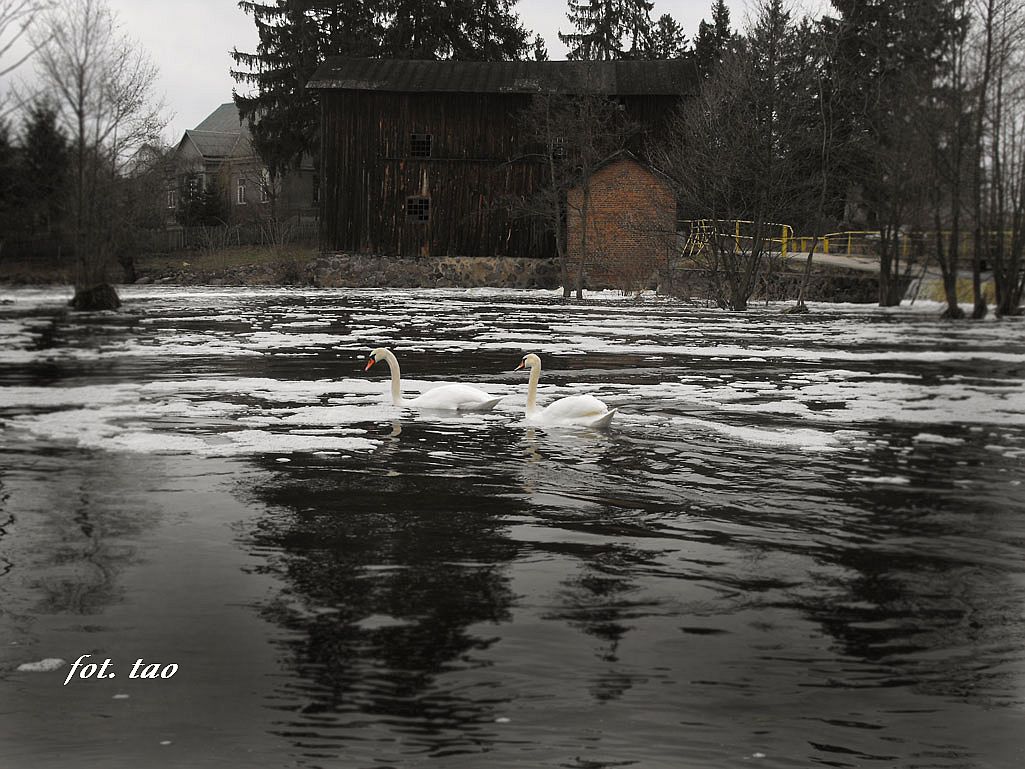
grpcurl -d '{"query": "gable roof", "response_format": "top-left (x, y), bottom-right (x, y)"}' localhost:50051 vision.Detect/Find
top-left (176, 103), bottom-right (251, 160)
top-left (308, 58), bottom-right (698, 96)
top-left (570, 149), bottom-right (677, 190)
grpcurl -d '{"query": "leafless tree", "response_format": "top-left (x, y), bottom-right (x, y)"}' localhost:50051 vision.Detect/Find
top-left (516, 87), bottom-right (637, 299)
top-left (0, 0), bottom-right (51, 78)
top-left (971, 0), bottom-right (1025, 317)
top-left (32, 0), bottom-right (166, 308)
top-left (664, 1), bottom-right (816, 311)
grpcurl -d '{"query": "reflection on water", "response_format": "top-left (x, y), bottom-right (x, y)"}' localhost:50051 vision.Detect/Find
top-left (1, 287), bottom-right (1024, 768)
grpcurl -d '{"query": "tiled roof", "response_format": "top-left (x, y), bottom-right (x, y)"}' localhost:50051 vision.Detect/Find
top-left (308, 58), bottom-right (697, 96)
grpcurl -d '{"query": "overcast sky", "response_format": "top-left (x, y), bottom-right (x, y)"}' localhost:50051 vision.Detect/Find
top-left (2, 0), bottom-right (822, 145)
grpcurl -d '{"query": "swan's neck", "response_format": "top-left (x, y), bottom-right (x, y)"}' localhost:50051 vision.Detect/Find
top-left (526, 360), bottom-right (541, 414)
top-left (382, 349), bottom-right (402, 406)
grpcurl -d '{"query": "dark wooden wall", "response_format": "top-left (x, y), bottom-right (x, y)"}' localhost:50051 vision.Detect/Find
top-left (318, 90), bottom-right (680, 258)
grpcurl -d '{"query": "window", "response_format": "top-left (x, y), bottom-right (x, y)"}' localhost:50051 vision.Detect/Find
top-left (410, 133), bottom-right (432, 158)
top-left (406, 196), bottom-right (430, 222)
top-left (550, 136), bottom-right (567, 159)
top-left (167, 188), bottom-right (177, 209)
top-left (237, 179), bottom-right (247, 205)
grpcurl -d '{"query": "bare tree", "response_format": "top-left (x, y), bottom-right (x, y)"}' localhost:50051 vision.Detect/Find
top-left (665, 0), bottom-right (815, 311)
top-left (973, 0), bottom-right (1025, 317)
top-left (0, 0), bottom-right (51, 78)
top-left (32, 0), bottom-right (165, 309)
top-left (516, 87), bottom-right (636, 298)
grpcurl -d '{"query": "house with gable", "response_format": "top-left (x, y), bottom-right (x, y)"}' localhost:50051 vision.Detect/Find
top-left (166, 103), bottom-right (317, 228)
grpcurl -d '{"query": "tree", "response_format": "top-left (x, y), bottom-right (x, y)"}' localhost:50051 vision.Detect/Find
top-left (531, 33), bottom-right (548, 61)
top-left (665, 0), bottom-right (816, 311)
top-left (972, 0), bottom-right (1025, 316)
top-left (825, 0), bottom-right (959, 307)
top-left (517, 84), bottom-right (637, 298)
top-left (558, 0), bottom-right (654, 60)
top-left (33, 0), bottom-right (165, 309)
top-left (19, 97), bottom-right (67, 234)
top-left (693, 0), bottom-right (733, 77)
top-left (0, 0), bottom-right (51, 79)
top-left (643, 13), bottom-right (688, 59)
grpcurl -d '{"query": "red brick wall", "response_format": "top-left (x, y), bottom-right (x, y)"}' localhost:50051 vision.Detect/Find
top-left (566, 157), bottom-right (676, 290)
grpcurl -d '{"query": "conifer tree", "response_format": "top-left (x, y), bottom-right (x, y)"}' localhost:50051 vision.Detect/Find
top-left (20, 98), bottom-right (69, 234)
top-left (232, 1), bottom-right (379, 179)
top-left (558, 0), bottom-right (654, 60)
top-left (643, 13), bottom-right (688, 58)
top-left (693, 0), bottom-right (733, 76)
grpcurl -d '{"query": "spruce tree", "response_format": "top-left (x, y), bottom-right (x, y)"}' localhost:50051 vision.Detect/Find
top-left (232, 1), bottom-right (378, 178)
top-left (643, 13), bottom-right (688, 59)
top-left (20, 99), bottom-right (69, 234)
top-left (693, 0), bottom-right (733, 76)
top-left (558, 0), bottom-right (654, 60)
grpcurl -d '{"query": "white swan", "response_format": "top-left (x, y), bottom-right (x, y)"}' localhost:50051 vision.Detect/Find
top-left (365, 347), bottom-right (503, 411)
top-left (515, 353), bottom-right (617, 428)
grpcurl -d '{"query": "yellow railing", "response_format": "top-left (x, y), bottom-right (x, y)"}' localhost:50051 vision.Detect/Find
top-left (681, 222), bottom-right (1015, 261)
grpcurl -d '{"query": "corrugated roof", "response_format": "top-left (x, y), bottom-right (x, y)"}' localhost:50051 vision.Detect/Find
top-left (307, 58), bottom-right (697, 96)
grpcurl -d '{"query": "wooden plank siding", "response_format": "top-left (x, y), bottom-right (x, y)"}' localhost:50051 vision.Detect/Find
top-left (320, 90), bottom-right (554, 258)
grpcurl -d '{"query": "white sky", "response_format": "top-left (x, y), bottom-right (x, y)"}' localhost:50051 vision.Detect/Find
top-left (1, 0), bottom-right (825, 146)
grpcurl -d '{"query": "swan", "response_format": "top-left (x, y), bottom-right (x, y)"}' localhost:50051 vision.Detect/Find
top-left (365, 347), bottom-right (503, 411)
top-left (515, 353), bottom-right (617, 428)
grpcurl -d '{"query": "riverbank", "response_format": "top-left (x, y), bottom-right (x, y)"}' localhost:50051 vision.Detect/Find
top-left (1, 245), bottom-right (893, 302)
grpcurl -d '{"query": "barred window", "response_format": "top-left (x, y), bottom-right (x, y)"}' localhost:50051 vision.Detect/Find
top-left (410, 133), bottom-right (432, 158)
top-left (551, 136), bottom-right (567, 159)
top-left (406, 196), bottom-right (430, 222)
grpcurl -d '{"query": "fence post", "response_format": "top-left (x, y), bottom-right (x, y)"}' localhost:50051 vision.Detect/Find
top-left (847, 233), bottom-right (852, 255)
top-left (823, 237), bottom-right (829, 255)
top-left (735, 220), bottom-right (741, 252)
top-left (781, 225), bottom-right (788, 257)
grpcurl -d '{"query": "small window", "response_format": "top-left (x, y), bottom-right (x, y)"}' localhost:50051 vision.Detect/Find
top-left (406, 196), bottom-right (430, 222)
top-left (167, 188), bottom-right (177, 209)
top-left (237, 179), bottom-right (247, 205)
top-left (551, 136), bottom-right (567, 159)
top-left (410, 133), bottom-right (432, 158)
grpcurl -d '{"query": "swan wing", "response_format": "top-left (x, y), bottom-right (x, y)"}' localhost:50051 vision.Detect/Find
top-left (538, 393), bottom-right (610, 422)
top-left (410, 383), bottom-right (503, 411)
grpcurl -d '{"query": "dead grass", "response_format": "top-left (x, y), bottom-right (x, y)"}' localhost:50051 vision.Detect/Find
top-left (135, 244), bottom-right (318, 275)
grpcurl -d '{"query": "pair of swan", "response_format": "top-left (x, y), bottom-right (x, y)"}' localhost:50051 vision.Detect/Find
top-left (364, 347), bottom-right (617, 428)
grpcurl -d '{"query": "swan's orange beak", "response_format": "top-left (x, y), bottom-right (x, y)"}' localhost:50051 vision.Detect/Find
top-left (364, 358), bottom-right (376, 371)
top-left (515, 361), bottom-right (525, 371)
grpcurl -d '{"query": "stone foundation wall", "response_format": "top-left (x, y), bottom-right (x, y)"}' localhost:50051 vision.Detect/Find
top-left (305, 254), bottom-right (562, 289)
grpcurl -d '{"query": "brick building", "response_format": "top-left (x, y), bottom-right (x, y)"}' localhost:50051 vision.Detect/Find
top-left (566, 151), bottom-right (676, 290)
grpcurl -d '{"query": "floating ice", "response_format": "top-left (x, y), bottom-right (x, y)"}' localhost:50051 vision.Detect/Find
top-left (16, 658), bottom-right (66, 672)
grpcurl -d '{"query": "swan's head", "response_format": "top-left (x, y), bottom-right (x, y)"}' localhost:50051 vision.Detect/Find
top-left (516, 353), bottom-right (541, 371)
top-left (365, 347), bottom-right (390, 372)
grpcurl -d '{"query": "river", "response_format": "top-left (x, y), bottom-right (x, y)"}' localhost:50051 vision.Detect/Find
top-left (1, 286), bottom-right (1024, 768)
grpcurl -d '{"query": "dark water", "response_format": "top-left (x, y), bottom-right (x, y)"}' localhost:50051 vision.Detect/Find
top-left (1, 286), bottom-right (1024, 769)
